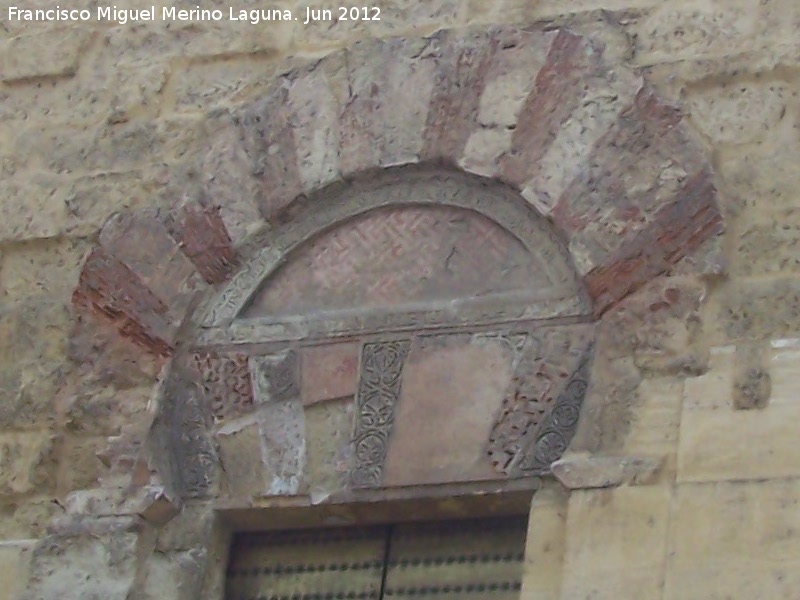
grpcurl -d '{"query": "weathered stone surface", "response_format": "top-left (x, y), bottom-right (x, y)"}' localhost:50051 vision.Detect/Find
top-left (421, 29), bottom-right (494, 161)
top-left (303, 398), bottom-right (354, 501)
top-left (0, 497), bottom-right (59, 540)
top-left (67, 316), bottom-right (164, 389)
top-left (132, 548), bottom-right (207, 600)
top-left (0, 301), bottom-right (71, 366)
top-left (54, 435), bottom-right (108, 493)
top-left (0, 239), bottom-right (88, 305)
top-left (732, 341), bottom-right (771, 409)
top-left (0, 363), bottom-right (62, 431)
top-left (340, 36), bottom-right (435, 171)
top-left (459, 128), bottom-right (513, 177)
top-left (383, 335), bottom-right (512, 487)
top-left (238, 83), bottom-right (304, 220)
top-left (665, 479), bottom-right (800, 600)
top-left (734, 212), bottom-right (800, 277)
top-left (582, 164), bottom-right (721, 315)
top-left (770, 341), bottom-right (800, 407)
top-left (200, 121), bottom-right (266, 245)
top-left (1, 29), bottom-right (92, 81)
top-left (62, 171), bottom-right (157, 238)
top-left (520, 66), bottom-right (642, 216)
top-left (64, 385), bottom-right (151, 437)
top-left (216, 420), bottom-right (267, 499)
top-left (0, 175), bottom-right (71, 242)
top-left (172, 57), bottom-right (277, 113)
top-left (0, 432), bottom-right (53, 495)
top-left (682, 347), bottom-right (734, 410)
top-left (596, 276), bottom-right (709, 375)
top-left (459, 28), bottom-right (553, 176)
top-left (630, 2), bottom-right (764, 66)
top-left (156, 502), bottom-right (215, 553)
top-left (520, 484), bottom-right (568, 600)
top-left (569, 355), bottom-right (642, 454)
top-left (301, 343), bottom-right (358, 406)
top-left (552, 453), bottom-right (664, 489)
top-left (561, 486), bottom-right (670, 600)
top-left (286, 54), bottom-right (346, 190)
top-left (103, 17), bottom-right (293, 66)
top-left (24, 530), bottom-right (138, 600)
top-left (62, 485), bottom-right (179, 525)
top-left (98, 211), bottom-right (206, 322)
top-left (718, 135), bottom-right (800, 217)
top-left (722, 277), bottom-right (800, 340)
top-left (678, 349), bottom-right (800, 482)
top-left (623, 377), bottom-right (683, 473)
top-left (257, 398), bottom-right (305, 496)
top-left (678, 403), bottom-right (800, 483)
top-left (686, 78), bottom-right (792, 144)
top-left (0, 542), bottom-right (34, 600)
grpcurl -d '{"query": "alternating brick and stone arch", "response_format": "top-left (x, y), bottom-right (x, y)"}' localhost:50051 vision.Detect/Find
top-left (63, 22), bottom-right (723, 598)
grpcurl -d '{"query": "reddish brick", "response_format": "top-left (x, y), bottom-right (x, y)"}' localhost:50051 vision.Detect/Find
top-left (72, 248), bottom-right (175, 356)
top-left (98, 211), bottom-right (204, 322)
top-left (301, 343), bottom-right (359, 406)
top-left (585, 168), bottom-right (722, 315)
top-left (551, 85), bottom-right (689, 238)
top-left (499, 29), bottom-right (603, 187)
top-left (175, 205), bottom-right (239, 285)
top-left (421, 29), bottom-right (497, 161)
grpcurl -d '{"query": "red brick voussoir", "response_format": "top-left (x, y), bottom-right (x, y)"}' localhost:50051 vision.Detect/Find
top-left (585, 168), bottom-right (722, 315)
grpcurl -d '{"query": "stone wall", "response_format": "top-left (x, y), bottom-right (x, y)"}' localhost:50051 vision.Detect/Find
top-left (0, 1), bottom-right (799, 599)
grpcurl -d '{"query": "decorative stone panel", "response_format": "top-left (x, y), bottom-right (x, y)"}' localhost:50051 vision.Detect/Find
top-left (190, 352), bottom-right (254, 424)
top-left (488, 325), bottom-right (595, 477)
top-left (351, 340), bottom-right (411, 489)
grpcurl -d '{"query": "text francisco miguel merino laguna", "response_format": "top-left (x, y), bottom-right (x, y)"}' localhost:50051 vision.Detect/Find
top-left (7, 5), bottom-right (382, 25)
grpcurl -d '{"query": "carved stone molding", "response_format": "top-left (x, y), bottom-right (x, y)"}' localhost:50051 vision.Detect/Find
top-left (351, 340), bottom-right (411, 489)
top-left (154, 375), bottom-right (218, 499)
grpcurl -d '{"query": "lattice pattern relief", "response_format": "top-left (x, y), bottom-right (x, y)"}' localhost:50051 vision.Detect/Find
top-left (244, 206), bottom-right (544, 318)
